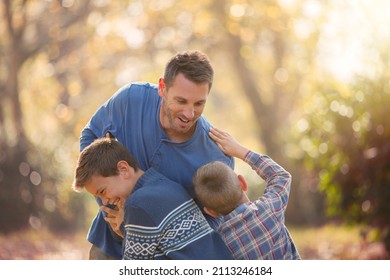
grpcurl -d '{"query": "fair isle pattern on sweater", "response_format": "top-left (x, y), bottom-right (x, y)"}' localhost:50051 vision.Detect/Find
top-left (123, 199), bottom-right (213, 260)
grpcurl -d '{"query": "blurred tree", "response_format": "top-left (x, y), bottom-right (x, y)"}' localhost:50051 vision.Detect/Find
top-left (288, 0), bottom-right (390, 254)
top-left (298, 74), bottom-right (390, 251)
top-left (0, 0), bottom-right (94, 232)
top-left (203, 0), bottom-right (328, 224)
top-left (2, 0), bottom-right (387, 247)
top-left (1, 0), bottom-right (329, 233)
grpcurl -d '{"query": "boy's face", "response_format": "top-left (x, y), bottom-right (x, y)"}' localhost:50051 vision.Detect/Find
top-left (84, 174), bottom-right (131, 208)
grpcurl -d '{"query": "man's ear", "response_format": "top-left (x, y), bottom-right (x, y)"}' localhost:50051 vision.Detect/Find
top-left (238, 174), bottom-right (248, 192)
top-left (203, 206), bottom-right (219, 218)
top-left (158, 77), bottom-right (166, 97)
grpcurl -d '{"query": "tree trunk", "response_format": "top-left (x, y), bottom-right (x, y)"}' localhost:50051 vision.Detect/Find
top-left (0, 0), bottom-right (38, 232)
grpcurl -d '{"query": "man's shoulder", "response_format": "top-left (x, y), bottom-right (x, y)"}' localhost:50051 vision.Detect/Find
top-left (193, 117), bottom-right (235, 168)
top-left (197, 115), bottom-right (211, 130)
top-left (129, 82), bottom-right (158, 90)
top-left (114, 82), bottom-right (158, 98)
top-left (194, 116), bottom-right (215, 141)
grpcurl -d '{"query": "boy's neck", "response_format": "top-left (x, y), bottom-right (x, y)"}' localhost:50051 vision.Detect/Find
top-left (128, 169), bottom-right (144, 195)
top-left (240, 193), bottom-right (250, 204)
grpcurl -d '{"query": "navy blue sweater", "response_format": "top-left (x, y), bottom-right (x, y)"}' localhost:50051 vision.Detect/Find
top-left (122, 168), bottom-right (233, 260)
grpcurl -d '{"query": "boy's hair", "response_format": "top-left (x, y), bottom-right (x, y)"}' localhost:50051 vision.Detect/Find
top-left (72, 138), bottom-right (138, 192)
top-left (193, 161), bottom-right (242, 215)
top-left (164, 50), bottom-right (214, 91)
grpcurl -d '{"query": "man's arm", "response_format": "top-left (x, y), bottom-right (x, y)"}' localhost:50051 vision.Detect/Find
top-left (79, 84), bottom-right (130, 151)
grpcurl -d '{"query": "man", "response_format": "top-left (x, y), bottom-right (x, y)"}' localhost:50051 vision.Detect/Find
top-left (80, 50), bottom-right (234, 259)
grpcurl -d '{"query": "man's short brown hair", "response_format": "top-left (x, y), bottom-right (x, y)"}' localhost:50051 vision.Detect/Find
top-left (164, 50), bottom-right (214, 91)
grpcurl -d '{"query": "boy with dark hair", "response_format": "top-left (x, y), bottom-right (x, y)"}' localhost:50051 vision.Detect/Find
top-left (73, 138), bottom-right (232, 260)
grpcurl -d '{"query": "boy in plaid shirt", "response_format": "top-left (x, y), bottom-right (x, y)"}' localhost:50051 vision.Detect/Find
top-left (193, 127), bottom-right (301, 260)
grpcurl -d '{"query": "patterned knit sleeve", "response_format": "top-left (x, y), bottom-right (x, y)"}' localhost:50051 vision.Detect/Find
top-left (244, 151), bottom-right (292, 216)
top-left (122, 205), bottom-right (158, 260)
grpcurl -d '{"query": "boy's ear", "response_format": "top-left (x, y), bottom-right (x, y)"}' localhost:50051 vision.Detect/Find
top-left (238, 175), bottom-right (248, 192)
top-left (117, 161), bottom-right (130, 176)
top-left (203, 206), bottom-right (219, 218)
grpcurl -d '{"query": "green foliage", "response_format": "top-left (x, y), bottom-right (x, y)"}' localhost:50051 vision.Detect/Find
top-left (300, 75), bottom-right (390, 249)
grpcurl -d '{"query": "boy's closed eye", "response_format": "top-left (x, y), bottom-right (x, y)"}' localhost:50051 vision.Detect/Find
top-left (97, 187), bottom-right (105, 196)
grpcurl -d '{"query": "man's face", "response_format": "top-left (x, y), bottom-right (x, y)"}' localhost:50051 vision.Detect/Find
top-left (84, 174), bottom-right (130, 208)
top-left (159, 73), bottom-right (209, 140)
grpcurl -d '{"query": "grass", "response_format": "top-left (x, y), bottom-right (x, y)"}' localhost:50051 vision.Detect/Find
top-left (289, 223), bottom-right (389, 260)
top-left (0, 223), bottom-right (388, 260)
top-left (0, 228), bottom-right (90, 260)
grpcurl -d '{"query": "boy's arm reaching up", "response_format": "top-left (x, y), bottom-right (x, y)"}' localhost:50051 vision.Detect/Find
top-left (209, 127), bottom-right (250, 160)
top-left (209, 127), bottom-right (291, 214)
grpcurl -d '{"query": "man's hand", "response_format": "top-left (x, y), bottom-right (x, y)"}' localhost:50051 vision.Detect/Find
top-left (101, 205), bottom-right (124, 238)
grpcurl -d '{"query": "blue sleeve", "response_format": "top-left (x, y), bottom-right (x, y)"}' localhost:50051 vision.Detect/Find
top-left (123, 205), bottom-right (157, 260)
top-left (79, 84), bottom-right (131, 151)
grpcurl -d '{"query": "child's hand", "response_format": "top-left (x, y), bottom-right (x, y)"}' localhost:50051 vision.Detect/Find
top-left (101, 204), bottom-right (124, 238)
top-left (209, 127), bottom-right (249, 160)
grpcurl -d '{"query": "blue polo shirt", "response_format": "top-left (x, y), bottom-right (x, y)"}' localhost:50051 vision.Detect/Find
top-left (80, 82), bottom-right (234, 259)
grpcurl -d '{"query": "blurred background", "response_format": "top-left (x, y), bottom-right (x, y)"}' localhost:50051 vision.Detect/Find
top-left (0, 0), bottom-right (389, 260)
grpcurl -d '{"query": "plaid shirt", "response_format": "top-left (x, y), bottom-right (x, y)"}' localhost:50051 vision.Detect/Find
top-left (217, 151), bottom-right (301, 260)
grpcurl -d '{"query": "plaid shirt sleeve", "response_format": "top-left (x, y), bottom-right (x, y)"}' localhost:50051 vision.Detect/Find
top-left (219, 151), bottom-right (300, 260)
top-left (244, 151), bottom-right (292, 220)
